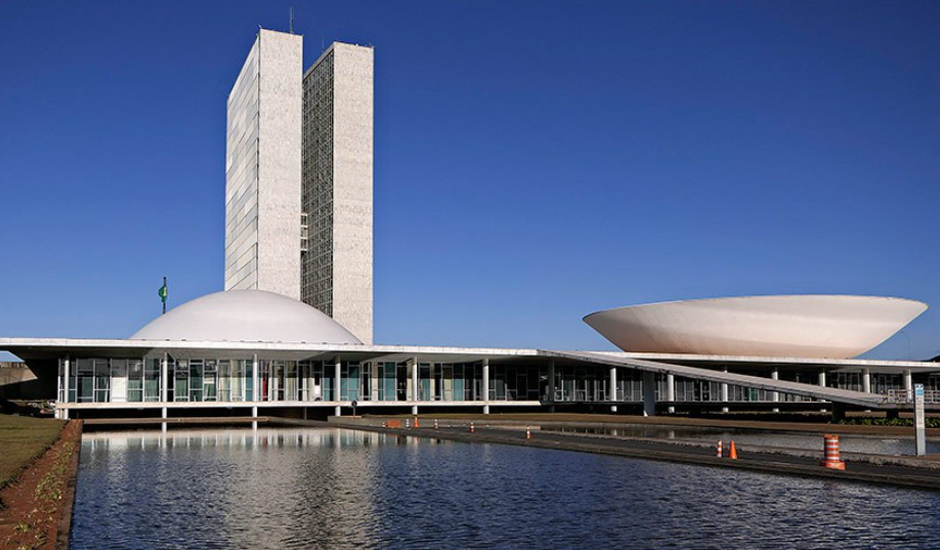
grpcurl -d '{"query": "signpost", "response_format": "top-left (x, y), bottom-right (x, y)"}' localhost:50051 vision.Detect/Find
top-left (914, 383), bottom-right (926, 456)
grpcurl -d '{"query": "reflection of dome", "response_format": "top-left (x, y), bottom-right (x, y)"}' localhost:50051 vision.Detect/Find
top-left (584, 295), bottom-right (927, 359)
top-left (131, 290), bottom-right (362, 344)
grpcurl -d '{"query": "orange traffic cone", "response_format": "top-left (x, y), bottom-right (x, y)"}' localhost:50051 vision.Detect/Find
top-left (717, 440), bottom-right (723, 458)
top-left (729, 440), bottom-right (738, 460)
top-left (820, 434), bottom-right (846, 470)
top-left (414, 417), bottom-right (419, 429)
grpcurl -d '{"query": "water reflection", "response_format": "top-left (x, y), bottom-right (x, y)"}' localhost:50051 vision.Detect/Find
top-left (72, 428), bottom-right (940, 549)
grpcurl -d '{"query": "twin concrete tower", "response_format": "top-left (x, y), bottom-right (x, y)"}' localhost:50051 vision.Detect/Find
top-left (224, 29), bottom-right (374, 344)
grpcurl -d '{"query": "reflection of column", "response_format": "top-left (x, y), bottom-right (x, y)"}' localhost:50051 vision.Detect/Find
top-left (862, 368), bottom-right (871, 393)
top-left (482, 358), bottom-right (490, 415)
top-left (609, 366), bottom-right (617, 413)
top-left (666, 373), bottom-right (675, 414)
top-left (721, 367), bottom-right (729, 413)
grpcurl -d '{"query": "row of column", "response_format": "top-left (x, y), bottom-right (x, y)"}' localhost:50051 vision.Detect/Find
top-left (57, 355), bottom-right (917, 421)
top-left (605, 366), bottom-right (917, 416)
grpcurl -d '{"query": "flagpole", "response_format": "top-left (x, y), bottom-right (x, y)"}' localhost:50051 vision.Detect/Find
top-left (162, 276), bottom-right (167, 315)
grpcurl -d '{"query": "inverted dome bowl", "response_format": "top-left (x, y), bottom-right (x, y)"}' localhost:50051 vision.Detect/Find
top-left (584, 295), bottom-right (926, 359)
top-left (132, 290), bottom-right (362, 344)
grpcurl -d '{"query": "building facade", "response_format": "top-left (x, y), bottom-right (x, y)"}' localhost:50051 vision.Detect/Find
top-left (302, 42), bottom-right (374, 344)
top-left (224, 29), bottom-right (303, 299)
top-left (225, 29), bottom-right (374, 343)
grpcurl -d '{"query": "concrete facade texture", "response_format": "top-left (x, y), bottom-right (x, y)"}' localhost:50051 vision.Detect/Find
top-left (302, 42), bottom-right (374, 344)
top-left (225, 29), bottom-right (303, 300)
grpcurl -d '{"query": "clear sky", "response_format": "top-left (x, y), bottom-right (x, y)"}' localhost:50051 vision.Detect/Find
top-left (1, 1), bottom-right (938, 360)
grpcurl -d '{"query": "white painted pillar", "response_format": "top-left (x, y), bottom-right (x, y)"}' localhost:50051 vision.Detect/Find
top-left (161, 354), bottom-right (169, 403)
top-left (62, 357), bottom-right (70, 402)
top-left (482, 358), bottom-right (490, 414)
top-left (252, 405), bottom-right (258, 430)
top-left (666, 373), bottom-right (675, 414)
top-left (335, 358), bottom-right (342, 402)
top-left (252, 354), bottom-right (259, 403)
top-left (642, 371), bottom-right (657, 417)
top-left (609, 366), bottom-right (618, 413)
top-left (904, 369), bottom-right (913, 400)
top-left (770, 369), bottom-right (780, 402)
top-left (56, 359), bottom-right (62, 416)
top-left (161, 406), bottom-right (168, 433)
top-left (721, 367), bottom-right (729, 413)
top-left (61, 357), bottom-right (70, 420)
top-left (818, 370), bottom-right (828, 412)
top-left (411, 358), bottom-right (419, 401)
top-left (862, 368), bottom-right (871, 393)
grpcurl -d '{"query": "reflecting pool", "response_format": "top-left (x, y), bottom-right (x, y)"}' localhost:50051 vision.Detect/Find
top-left (71, 428), bottom-right (940, 549)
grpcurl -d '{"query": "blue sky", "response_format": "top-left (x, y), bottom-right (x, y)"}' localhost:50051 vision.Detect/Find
top-left (1, 1), bottom-right (937, 359)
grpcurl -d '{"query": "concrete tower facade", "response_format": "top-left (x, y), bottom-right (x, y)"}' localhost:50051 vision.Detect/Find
top-left (302, 43), bottom-right (374, 344)
top-left (224, 29), bottom-right (303, 299)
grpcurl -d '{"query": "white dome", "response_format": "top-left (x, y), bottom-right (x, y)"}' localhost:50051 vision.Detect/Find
top-left (131, 290), bottom-right (362, 344)
top-left (584, 295), bottom-right (927, 359)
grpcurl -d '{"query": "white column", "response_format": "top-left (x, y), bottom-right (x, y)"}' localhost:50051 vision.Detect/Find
top-left (666, 373), bottom-right (675, 414)
top-left (721, 367), bottom-right (729, 413)
top-left (335, 358), bottom-right (343, 412)
top-left (161, 406), bottom-right (168, 433)
top-left (770, 369), bottom-right (779, 402)
top-left (161, 354), bottom-right (169, 403)
top-left (61, 357), bottom-right (70, 420)
top-left (371, 362), bottom-right (379, 402)
top-left (904, 369), bottom-right (913, 399)
top-left (818, 370), bottom-right (828, 412)
top-left (482, 358), bottom-right (490, 414)
top-left (411, 358), bottom-right (419, 401)
top-left (252, 405), bottom-right (258, 430)
top-left (56, 359), bottom-right (62, 416)
top-left (609, 366), bottom-right (618, 413)
top-left (862, 368), bottom-right (871, 393)
top-left (252, 354), bottom-right (259, 403)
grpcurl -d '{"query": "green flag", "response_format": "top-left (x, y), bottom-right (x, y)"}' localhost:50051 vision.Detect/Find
top-left (158, 282), bottom-right (167, 303)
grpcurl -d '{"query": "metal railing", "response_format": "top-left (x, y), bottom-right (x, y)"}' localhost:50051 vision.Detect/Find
top-left (883, 389), bottom-right (940, 405)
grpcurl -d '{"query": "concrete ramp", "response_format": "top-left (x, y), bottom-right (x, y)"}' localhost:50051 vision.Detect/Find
top-left (541, 350), bottom-right (894, 410)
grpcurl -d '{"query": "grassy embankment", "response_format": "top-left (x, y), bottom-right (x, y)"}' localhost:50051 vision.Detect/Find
top-left (0, 414), bottom-right (66, 504)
